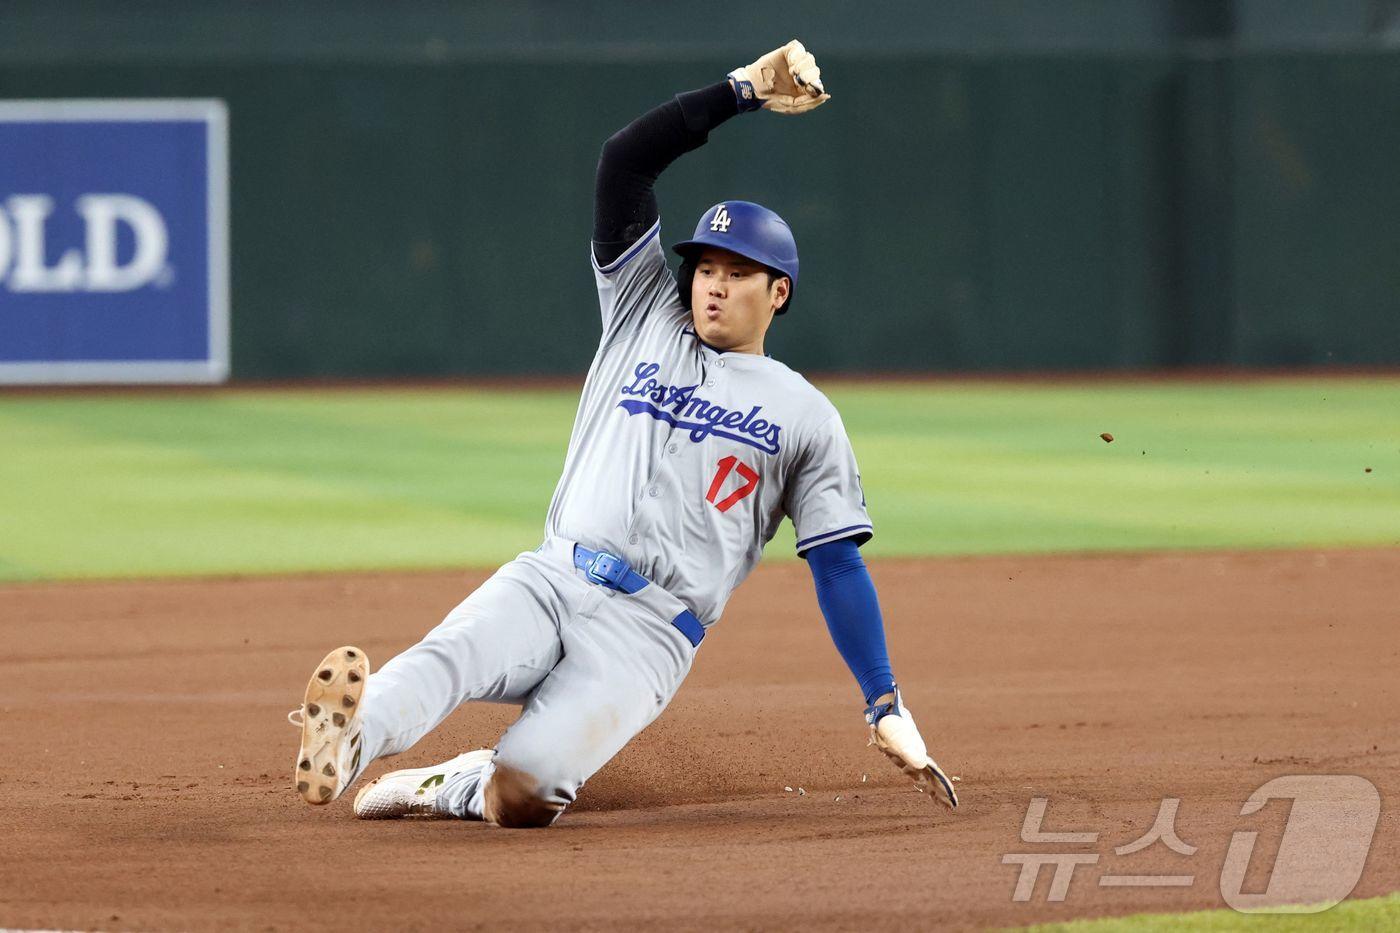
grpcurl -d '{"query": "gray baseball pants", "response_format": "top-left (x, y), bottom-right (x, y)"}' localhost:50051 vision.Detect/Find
top-left (356, 536), bottom-right (697, 826)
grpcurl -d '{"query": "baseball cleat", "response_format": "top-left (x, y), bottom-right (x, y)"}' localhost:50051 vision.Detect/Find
top-left (353, 749), bottom-right (495, 819)
top-left (289, 645), bottom-right (370, 805)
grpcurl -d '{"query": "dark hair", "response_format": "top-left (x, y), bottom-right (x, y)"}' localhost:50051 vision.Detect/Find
top-left (677, 257), bottom-right (794, 315)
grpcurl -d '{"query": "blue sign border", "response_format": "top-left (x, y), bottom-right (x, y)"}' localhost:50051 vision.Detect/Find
top-left (0, 99), bottom-right (229, 384)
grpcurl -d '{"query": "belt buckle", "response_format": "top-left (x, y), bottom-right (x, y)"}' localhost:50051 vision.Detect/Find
top-left (585, 550), bottom-right (629, 589)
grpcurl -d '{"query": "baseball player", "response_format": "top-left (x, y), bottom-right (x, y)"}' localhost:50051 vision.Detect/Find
top-left (290, 39), bottom-right (957, 826)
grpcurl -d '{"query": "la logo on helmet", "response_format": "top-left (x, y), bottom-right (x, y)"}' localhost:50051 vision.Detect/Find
top-left (709, 205), bottom-right (732, 233)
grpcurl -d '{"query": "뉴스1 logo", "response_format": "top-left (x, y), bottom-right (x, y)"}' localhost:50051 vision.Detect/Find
top-left (709, 205), bottom-right (732, 233)
top-left (1001, 775), bottom-right (1381, 914)
top-left (0, 194), bottom-right (171, 293)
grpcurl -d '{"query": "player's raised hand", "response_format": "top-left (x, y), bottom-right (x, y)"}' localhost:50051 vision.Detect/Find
top-left (866, 687), bottom-right (959, 810)
top-left (729, 39), bottom-right (831, 115)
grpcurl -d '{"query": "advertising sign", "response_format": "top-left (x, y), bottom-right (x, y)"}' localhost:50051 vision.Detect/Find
top-left (0, 100), bottom-right (229, 383)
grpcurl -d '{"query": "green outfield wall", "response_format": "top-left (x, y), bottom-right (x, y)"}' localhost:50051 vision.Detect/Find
top-left (3, 44), bottom-right (1398, 377)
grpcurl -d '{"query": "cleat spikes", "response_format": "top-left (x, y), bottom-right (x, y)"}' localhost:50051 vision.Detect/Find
top-left (294, 646), bottom-right (370, 806)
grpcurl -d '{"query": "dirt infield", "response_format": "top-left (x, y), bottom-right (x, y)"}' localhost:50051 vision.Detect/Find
top-left (2, 548), bottom-right (1397, 930)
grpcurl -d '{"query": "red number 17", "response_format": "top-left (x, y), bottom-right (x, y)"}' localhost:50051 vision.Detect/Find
top-left (706, 456), bottom-right (759, 513)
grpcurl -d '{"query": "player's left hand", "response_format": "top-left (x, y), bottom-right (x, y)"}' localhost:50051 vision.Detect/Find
top-left (729, 39), bottom-right (831, 115)
top-left (866, 687), bottom-right (959, 810)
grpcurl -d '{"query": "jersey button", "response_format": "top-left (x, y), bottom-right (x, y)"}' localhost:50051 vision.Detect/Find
top-left (667, 443), bottom-right (678, 454)
top-left (628, 533), bottom-right (640, 545)
top-left (647, 486), bottom-right (660, 497)
top-left (716, 359), bottom-right (726, 368)
top-left (706, 379), bottom-right (716, 387)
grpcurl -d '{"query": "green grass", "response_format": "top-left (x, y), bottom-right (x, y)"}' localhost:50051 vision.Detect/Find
top-left (0, 378), bottom-right (1396, 582)
top-left (1014, 892), bottom-right (1400, 931)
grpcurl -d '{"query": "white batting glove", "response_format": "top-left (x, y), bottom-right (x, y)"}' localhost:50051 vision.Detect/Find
top-left (866, 687), bottom-right (959, 810)
top-left (729, 39), bottom-right (830, 115)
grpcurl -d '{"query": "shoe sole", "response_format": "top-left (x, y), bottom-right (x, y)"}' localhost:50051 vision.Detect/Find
top-left (294, 645), bottom-right (369, 805)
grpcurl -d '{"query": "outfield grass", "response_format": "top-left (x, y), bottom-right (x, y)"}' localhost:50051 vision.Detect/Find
top-left (1015, 892), bottom-right (1400, 931)
top-left (0, 378), bottom-right (1396, 581)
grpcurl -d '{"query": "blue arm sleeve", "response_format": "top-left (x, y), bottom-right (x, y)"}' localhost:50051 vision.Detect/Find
top-left (806, 538), bottom-right (895, 706)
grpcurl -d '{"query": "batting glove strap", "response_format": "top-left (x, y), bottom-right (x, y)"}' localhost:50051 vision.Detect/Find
top-left (727, 71), bottom-right (765, 113)
top-left (864, 685), bottom-right (903, 726)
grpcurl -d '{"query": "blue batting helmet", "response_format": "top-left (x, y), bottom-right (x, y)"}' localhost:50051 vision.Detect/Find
top-left (672, 201), bottom-right (799, 314)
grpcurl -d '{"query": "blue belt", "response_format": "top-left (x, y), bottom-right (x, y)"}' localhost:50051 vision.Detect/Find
top-left (572, 544), bottom-right (706, 648)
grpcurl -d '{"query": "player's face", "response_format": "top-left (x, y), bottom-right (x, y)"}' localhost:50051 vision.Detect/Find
top-left (690, 248), bottom-right (790, 355)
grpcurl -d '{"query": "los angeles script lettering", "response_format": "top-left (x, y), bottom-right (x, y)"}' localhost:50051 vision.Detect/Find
top-left (619, 362), bottom-right (783, 454)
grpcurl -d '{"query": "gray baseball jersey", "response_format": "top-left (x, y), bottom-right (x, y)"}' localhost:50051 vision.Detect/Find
top-left (544, 217), bottom-right (873, 625)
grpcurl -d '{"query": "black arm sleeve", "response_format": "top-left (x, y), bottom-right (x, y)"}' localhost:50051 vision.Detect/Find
top-left (592, 81), bottom-right (740, 267)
